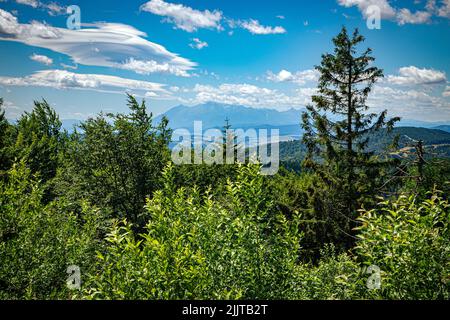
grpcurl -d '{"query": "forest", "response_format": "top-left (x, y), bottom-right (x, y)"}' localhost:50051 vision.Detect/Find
top-left (0, 27), bottom-right (449, 300)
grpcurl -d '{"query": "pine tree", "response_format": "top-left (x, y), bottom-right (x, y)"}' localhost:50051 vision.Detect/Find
top-left (301, 27), bottom-right (400, 242)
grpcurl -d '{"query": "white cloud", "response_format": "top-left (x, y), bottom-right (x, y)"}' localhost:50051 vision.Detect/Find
top-left (337, 0), bottom-right (449, 24)
top-left (239, 19), bottom-right (286, 35)
top-left (44, 2), bottom-right (65, 16)
top-left (0, 9), bottom-right (196, 77)
top-left (337, 0), bottom-right (397, 19)
top-left (187, 79), bottom-right (450, 120)
top-left (426, 0), bottom-right (450, 18)
top-left (60, 63), bottom-right (77, 70)
top-left (443, 86), bottom-right (450, 97)
top-left (15, 0), bottom-right (66, 15)
top-left (140, 0), bottom-right (222, 32)
top-left (15, 0), bottom-right (39, 8)
top-left (267, 70), bottom-right (294, 82)
top-left (120, 58), bottom-right (191, 77)
top-left (0, 9), bottom-right (22, 34)
top-left (437, 0), bottom-right (450, 17)
top-left (368, 85), bottom-right (450, 120)
top-left (396, 8), bottom-right (431, 25)
top-left (189, 38), bottom-right (208, 50)
top-left (189, 83), bottom-right (314, 109)
top-left (266, 69), bottom-right (319, 85)
top-left (387, 66), bottom-right (447, 85)
top-left (0, 69), bottom-right (169, 97)
top-left (140, 0), bottom-right (286, 35)
top-left (30, 53), bottom-right (53, 65)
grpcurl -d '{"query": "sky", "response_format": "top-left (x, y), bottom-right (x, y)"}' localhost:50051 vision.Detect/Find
top-left (0, 0), bottom-right (449, 122)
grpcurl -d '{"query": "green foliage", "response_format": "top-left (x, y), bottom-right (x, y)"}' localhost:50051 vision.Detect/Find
top-left (270, 170), bottom-right (355, 260)
top-left (0, 99), bottom-right (16, 177)
top-left (83, 163), bottom-right (301, 300)
top-left (355, 192), bottom-right (450, 299)
top-left (295, 245), bottom-right (365, 300)
top-left (0, 162), bottom-right (102, 299)
top-left (402, 158), bottom-right (450, 198)
top-left (172, 163), bottom-right (239, 195)
top-left (54, 94), bottom-right (172, 227)
top-left (13, 100), bottom-right (63, 185)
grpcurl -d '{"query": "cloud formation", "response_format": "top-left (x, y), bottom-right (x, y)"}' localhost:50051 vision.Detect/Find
top-left (140, 0), bottom-right (223, 32)
top-left (387, 66), bottom-right (447, 85)
top-left (266, 69), bottom-right (319, 85)
top-left (189, 38), bottom-right (208, 50)
top-left (0, 9), bottom-right (196, 77)
top-left (189, 83), bottom-right (315, 109)
top-left (0, 69), bottom-right (169, 97)
top-left (337, 0), bottom-right (449, 25)
top-left (338, 0), bottom-right (396, 19)
top-left (30, 53), bottom-right (53, 65)
top-left (15, 0), bottom-right (65, 15)
top-left (368, 85), bottom-right (450, 120)
top-left (140, 0), bottom-right (286, 35)
top-left (443, 86), bottom-right (450, 97)
top-left (238, 19), bottom-right (286, 35)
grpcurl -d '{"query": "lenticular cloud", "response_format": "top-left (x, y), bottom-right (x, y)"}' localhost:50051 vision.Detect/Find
top-left (0, 9), bottom-right (196, 77)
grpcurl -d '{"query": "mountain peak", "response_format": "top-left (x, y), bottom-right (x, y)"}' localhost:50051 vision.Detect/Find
top-left (155, 102), bottom-right (304, 130)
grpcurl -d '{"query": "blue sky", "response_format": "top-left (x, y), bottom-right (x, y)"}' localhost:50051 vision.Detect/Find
top-left (0, 0), bottom-right (449, 122)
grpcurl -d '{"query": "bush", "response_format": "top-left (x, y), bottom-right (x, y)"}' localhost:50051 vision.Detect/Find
top-left (294, 245), bottom-right (366, 300)
top-left (83, 163), bottom-right (301, 300)
top-left (0, 162), bottom-right (103, 299)
top-left (355, 192), bottom-right (450, 299)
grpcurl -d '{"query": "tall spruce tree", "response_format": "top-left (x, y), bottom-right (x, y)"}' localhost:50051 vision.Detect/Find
top-left (301, 27), bottom-right (400, 242)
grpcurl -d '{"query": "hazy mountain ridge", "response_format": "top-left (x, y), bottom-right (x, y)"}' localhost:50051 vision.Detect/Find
top-left (59, 103), bottom-right (450, 137)
top-left (154, 102), bottom-right (303, 130)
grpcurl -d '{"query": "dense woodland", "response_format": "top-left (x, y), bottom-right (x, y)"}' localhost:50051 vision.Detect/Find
top-left (0, 27), bottom-right (449, 300)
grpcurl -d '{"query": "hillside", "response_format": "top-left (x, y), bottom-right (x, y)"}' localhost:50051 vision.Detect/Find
top-left (279, 127), bottom-right (450, 165)
top-left (433, 125), bottom-right (450, 133)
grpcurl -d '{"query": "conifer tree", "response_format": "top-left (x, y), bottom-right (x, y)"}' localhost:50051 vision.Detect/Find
top-left (302, 27), bottom-right (400, 241)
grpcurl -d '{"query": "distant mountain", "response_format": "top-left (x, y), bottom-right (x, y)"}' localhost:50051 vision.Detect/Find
top-left (432, 125), bottom-right (450, 133)
top-left (155, 102), bottom-right (450, 135)
top-left (279, 127), bottom-right (450, 165)
top-left (397, 119), bottom-right (450, 128)
top-left (155, 102), bottom-right (303, 130)
top-left (368, 127), bottom-right (450, 151)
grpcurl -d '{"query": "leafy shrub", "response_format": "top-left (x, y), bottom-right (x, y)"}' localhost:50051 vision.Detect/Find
top-left (294, 245), bottom-right (365, 300)
top-left (0, 162), bottom-right (102, 299)
top-left (83, 163), bottom-right (301, 299)
top-left (355, 192), bottom-right (450, 299)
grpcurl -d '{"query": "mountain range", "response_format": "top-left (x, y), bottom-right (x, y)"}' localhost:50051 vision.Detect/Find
top-left (154, 102), bottom-right (302, 130)
top-left (153, 102), bottom-right (450, 139)
top-left (59, 102), bottom-right (450, 140)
